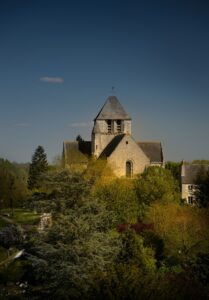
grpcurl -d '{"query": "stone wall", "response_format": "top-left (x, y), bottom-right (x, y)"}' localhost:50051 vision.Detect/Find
top-left (181, 184), bottom-right (197, 203)
top-left (107, 135), bottom-right (150, 177)
top-left (92, 131), bottom-right (115, 157)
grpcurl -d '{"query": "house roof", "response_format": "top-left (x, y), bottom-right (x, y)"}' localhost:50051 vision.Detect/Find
top-left (78, 141), bottom-right (92, 156)
top-left (95, 96), bottom-right (131, 120)
top-left (63, 141), bottom-right (91, 164)
top-left (137, 142), bottom-right (163, 163)
top-left (99, 134), bottom-right (125, 158)
top-left (99, 137), bottom-right (163, 162)
top-left (181, 163), bottom-right (209, 184)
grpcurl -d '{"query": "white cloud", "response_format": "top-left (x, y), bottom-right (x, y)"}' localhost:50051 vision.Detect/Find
top-left (15, 122), bottom-right (31, 127)
top-left (40, 76), bottom-right (64, 83)
top-left (69, 122), bottom-right (93, 128)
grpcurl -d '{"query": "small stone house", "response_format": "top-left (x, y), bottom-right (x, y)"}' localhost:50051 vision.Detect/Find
top-left (181, 162), bottom-right (209, 204)
top-left (63, 96), bottom-right (163, 177)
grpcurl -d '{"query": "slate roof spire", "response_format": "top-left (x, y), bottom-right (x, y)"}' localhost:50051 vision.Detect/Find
top-left (95, 96), bottom-right (131, 120)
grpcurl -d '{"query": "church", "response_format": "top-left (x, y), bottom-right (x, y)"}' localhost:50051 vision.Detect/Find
top-left (63, 96), bottom-right (163, 177)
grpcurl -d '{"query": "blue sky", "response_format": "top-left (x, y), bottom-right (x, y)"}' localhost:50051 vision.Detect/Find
top-left (0, 0), bottom-right (209, 163)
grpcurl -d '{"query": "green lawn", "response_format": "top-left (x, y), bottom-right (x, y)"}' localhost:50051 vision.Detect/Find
top-left (1, 209), bottom-right (40, 225)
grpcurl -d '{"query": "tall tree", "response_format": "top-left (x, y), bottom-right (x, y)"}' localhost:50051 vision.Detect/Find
top-left (0, 159), bottom-right (28, 209)
top-left (28, 146), bottom-right (48, 190)
top-left (24, 170), bottom-right (119, 299)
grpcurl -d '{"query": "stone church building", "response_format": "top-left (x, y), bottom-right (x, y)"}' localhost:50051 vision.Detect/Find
top-left (63, 96), bottom-right (163, 177)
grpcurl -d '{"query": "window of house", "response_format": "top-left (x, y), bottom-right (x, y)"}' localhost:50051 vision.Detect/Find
top-left (107, 120), bottom-right (112, 133)
top-left (126, 160), bottom-right (133, 177)
top-left (116, 120), bottom-right (122, 133)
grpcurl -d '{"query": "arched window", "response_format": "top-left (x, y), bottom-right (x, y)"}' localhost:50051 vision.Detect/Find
top-left (126, 160), bottom-right (133, 177)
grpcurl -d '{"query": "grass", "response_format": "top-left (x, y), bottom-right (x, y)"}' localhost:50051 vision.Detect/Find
top-left (1, 208), bottom-right (40, 225)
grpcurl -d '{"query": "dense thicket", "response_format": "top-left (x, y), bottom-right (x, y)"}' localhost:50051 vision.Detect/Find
top-left (1, 160), bottom-right (209, 299)
top-left (22, 167), bottom-right (209, 299)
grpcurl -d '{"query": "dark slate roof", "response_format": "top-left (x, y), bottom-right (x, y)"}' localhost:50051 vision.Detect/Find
top-left (100, 137), bottom-right (163, 162)
top-left (137, 142), bottom-right (163, 163)
top-left (63, 141), bottom-right (91, 164)
top-left (95, 96), bottom-right (131, 120)
top-left (99, 134), bottom-right (125, 158)
top-left (78, 141), bottom-right (91, 156)
top-left (181, 164), bottom-right (209, 184)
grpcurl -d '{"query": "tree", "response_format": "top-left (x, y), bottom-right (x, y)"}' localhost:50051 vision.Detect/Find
top-left (93, 230), bottom-right (156, 300)
top-left (165, 161), bottom-right (181, 186)
top-left (0, 159), bottom-right (28, 209)
top-left (76, 135), bottom-right (84, 142)
top-left (134, 167), bottom-right (180, 206)
top-left (192, 160), bottom-right (209, 165)
top-left (189, 253), bottom-right (209, 286)
top-left (0, 225), bottom-right (23, 251)
top-left (84, 158), bottom-right (115, 185)
top-left (94, 178), bottom-right (140, 223)
top-left (8, 174), bottom-right (15, 216)
top-left (24, 170), bottom-right (120, 299)
top-left (145, 203), bottom-right (209, 261)
top-left (28, 146), bottom-right (48, 190)
top-left (195, 170), bottom-right (209, 207)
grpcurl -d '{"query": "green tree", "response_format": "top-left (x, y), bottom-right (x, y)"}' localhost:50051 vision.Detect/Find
top-left (94, 178), bottom-right (140, 223)
top-left (165, 161), bottom-right (181, 185)
top-left (134, 166), bottom-right (180, 206)
top-left (195, 170), bottom-right (209, 207)
top-left (189, 253), bottom-right (209, 287)
top-left (28, 146), bottom-right (48, 190)
top-left (93, 230), bottom-right (156, 300)
top-left (0, 159), bottom-right (28, 209)
top-left (192, 160), bottom-right (209, 165)
top-left (24, 170), bottom-right (119, 299)
top-left (145, 203), bottom-right (209, 261)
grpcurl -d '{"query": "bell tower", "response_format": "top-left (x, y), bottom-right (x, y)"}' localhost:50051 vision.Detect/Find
top-left (92, 96), bottom-right (132, 157)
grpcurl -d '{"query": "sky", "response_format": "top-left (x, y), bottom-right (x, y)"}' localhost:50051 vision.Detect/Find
top-left (0, 0), bottom-right (209, 163)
